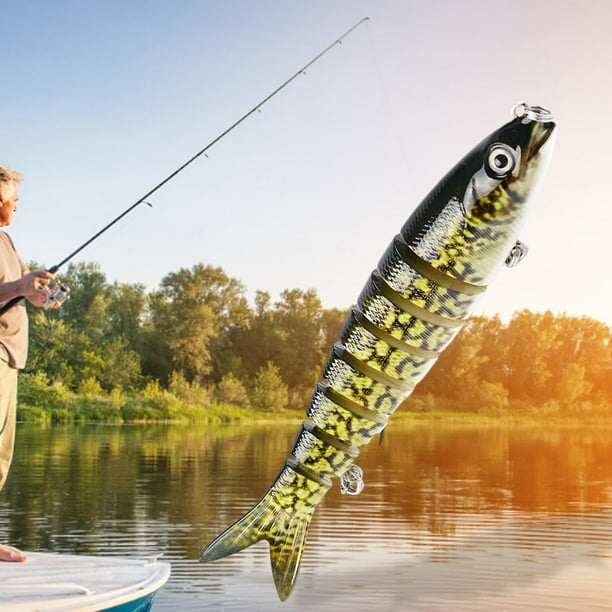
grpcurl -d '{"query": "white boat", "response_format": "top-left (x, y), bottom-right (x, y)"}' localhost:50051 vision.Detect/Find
top-left (0, 552), bottom-right (171, 611)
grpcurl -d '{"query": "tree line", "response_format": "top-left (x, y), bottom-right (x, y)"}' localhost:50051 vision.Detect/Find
top-left (20, 261), bottom-right (612, 421)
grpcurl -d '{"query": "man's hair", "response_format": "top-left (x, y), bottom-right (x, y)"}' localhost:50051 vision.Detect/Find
top-left (0, 165), bottom-right (22, 200)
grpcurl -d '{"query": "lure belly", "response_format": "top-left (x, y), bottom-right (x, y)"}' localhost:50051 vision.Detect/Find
top-left (200, 103), bottom-right (556, 600)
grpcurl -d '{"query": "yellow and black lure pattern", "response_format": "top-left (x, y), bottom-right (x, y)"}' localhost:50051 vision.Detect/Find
top-left (200, 103), bottom-right (556, 600)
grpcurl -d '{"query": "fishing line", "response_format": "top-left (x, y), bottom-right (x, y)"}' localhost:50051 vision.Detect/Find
top-left (362, 19), bottom-right (411, 179)
top-left (0, 16), bottom-right (370, 316)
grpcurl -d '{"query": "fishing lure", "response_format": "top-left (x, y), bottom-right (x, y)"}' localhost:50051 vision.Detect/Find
top-left (200, 103), bottom-right (556, 600)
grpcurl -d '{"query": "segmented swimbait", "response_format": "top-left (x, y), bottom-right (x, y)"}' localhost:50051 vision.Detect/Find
top-left (200, 103), bottom-right (556, 600)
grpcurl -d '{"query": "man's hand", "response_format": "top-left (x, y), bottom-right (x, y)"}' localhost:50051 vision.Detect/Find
top-left (21, 270), bottom-right (54, 307)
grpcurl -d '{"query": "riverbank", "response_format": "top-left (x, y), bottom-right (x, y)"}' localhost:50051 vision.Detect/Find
top-left (17, 390), bottom-right (612, 428)
top-left (18, 364), bottom-right (612, 426)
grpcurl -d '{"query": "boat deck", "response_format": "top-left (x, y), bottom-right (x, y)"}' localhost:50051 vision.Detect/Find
top-left (0, 553), bottom-right (171, 611)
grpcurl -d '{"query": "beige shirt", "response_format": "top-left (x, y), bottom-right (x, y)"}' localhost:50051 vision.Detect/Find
top-left (0, 232), bottom-right (29, 369)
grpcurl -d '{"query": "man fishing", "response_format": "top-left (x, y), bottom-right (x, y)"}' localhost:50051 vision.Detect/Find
top-left (0, 165), bottom-right (56, 562)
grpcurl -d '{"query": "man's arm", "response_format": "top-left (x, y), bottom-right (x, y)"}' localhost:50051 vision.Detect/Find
top-left (0, 270), bottom-right (54, 306)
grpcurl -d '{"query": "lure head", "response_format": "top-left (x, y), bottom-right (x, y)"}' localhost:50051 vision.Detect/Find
top-left (401, 103), bottom-right (556, 284)
top-left (463, 104), bottom-right (555, 211)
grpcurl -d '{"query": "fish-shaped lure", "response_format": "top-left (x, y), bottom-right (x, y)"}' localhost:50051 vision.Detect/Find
top-left (200, 103), bottom-right (556, 600)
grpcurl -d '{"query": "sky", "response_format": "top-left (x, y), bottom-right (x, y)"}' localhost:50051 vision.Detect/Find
top-left (4, 0), bottom-right (612, 325)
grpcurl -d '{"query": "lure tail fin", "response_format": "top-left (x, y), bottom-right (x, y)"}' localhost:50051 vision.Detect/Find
top-left (200, 460), bottom-right (331, 601)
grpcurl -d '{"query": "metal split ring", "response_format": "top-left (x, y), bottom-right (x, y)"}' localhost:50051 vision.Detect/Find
top-left (512, 102), bottom-right (554, 123)
top-left (505, 240), bottom-right (529, 268)
top-left (340, 464), bottom-right (365, 496)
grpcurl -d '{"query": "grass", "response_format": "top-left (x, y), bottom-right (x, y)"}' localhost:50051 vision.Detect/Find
top-left (16, 373), bottom-right (612, 425)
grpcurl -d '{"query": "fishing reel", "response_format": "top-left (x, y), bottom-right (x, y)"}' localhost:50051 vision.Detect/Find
top-left (43, 281), bottom-right (70, 309)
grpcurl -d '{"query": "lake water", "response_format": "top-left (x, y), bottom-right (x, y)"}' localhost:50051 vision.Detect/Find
top-left (1, 422), bottom-right (612, 610)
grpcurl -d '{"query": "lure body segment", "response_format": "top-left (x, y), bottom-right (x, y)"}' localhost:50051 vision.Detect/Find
top-left (200, 104), bottom-right (556, 600)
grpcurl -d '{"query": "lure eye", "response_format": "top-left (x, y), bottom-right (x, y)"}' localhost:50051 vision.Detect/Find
top-left (486, 143), bottom-right (516, 178)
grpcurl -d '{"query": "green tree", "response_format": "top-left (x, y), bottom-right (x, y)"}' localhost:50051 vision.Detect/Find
top-left (107, 282), bottom-right (147, 350)
top-left (217, 373), bottom-right (249, 407)
top-left (28, 262), bottom-right (145, 391)
top-left (419, 316), bottom-right (501, 409)
top-left (272, 289), bottom-right (326, 396)
top-left (57, 262), bottom-right (110, 328)
top-left (319, 307), bottom-right (349, 351)
top-left (555, 362), bottom-right (593, 412)
top-left (146, 264), bottom-right (250, 384)
top-left (251, 362), bottom-right (288, 412)
top-left (230, 290), bottom-right (280, 380)
top-left (553, 315), bottom-right (611, 402)
top-left (26, 310), bottom-right (77, 385)
top-left (502, 310), bottom-right (559, 401)
top-left (97, 337), bottom-right (142, 390)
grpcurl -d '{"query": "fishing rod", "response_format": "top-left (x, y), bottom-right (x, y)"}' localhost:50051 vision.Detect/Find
top-left (1, 16), bottom-right (370, 316)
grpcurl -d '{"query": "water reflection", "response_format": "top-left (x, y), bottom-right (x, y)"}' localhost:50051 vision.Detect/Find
top-left (1, 423), bottom-right (612, 610)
